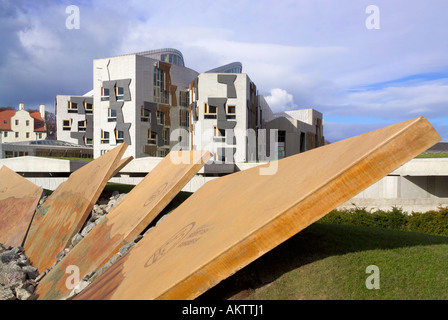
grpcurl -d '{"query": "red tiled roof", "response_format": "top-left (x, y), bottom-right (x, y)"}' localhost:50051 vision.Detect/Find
top-left (0, 110), bottom-right (46, 132)
top-left (30, 112), bottom-right (46, 132)
top-left (0, 110), bottom-right (16, 131)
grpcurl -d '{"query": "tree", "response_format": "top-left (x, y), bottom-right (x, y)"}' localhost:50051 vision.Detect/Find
top-left (45, 111), bottom-right (57, 140)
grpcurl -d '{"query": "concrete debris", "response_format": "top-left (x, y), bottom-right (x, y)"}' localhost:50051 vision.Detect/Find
top-left (0, 244), bottom-right (39, 300)
top-left (0, 192), bottom-right (131, 300)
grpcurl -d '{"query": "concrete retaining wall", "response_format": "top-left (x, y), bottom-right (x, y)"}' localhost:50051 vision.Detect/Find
top-left (2, 156), bottom-right (447, 213)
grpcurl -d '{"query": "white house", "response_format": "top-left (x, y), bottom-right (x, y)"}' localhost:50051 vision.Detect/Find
top-left (0, 103), bottom-right (46, 143)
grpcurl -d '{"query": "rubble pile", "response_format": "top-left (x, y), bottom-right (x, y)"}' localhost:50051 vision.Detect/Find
top-left (0, 191), bottom-right (130, 300)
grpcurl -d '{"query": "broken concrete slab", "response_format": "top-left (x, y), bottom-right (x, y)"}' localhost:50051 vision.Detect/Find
top-left (35, 150), bottom-right (211, 300)
top-left (74, 117), bottom-right (440, 300)
top-left (24, 143), bottom-right (128, 274)
top-left (0, 166), bottom-right (43, 248)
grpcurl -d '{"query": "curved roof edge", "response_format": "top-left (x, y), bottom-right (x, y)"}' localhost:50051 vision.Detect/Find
top-left (135, 48), bottom-right (185, 67)
top-left (113, 48), bottom-right (186, 67)
top-left (205, 62), bottom-right (243, 74)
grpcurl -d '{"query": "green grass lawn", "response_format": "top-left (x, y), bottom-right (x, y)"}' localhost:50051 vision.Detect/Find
top-left (415, 153), bottom-right (448, 158)
top-left (200, 223), bottom-right (448, 300)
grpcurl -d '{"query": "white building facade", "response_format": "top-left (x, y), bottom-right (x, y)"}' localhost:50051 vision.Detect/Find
top-left (55, 48), bottom-right (324, 169)
top-left (0, 103), bottom-right (47, 143)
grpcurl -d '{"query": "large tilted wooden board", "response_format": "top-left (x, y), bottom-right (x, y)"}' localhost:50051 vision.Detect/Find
top-left (0, 166), bottom-right (43, 248)
top-left (35, 150), bottom-right (211, 300)
top-left (74, 117), bottom-right (440, 300)
top-left (25, 155), bottom-right (134, 235)
top-left (24, 143), bottom-right (128, 273)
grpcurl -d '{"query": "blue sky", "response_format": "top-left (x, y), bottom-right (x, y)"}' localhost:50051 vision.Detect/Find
top-left (0, 0), bottom-right (447, 143)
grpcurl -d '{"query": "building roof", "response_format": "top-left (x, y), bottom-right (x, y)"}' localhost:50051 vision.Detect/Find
top-left (0, 109), bottom-right (45, 132)
top-left (2, 139), bottom-right (93, 149)
top-left (114, 48), bottom-right (186, 67)
top-left (30, 111), bottom-right (46, 132)
top-left (205, 62), bottom-right (243, 74)
top-left (0, 110), bottom-right (16, 131)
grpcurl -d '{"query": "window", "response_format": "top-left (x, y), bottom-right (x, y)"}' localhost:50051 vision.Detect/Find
top-left (213, 126), bottom-right (226, 142)
top-left (226, 105), bottom-right (236, 119)
top-left (179, 109), bottom-right (189, 127)
top-left (277, 130), bottom-right (286, 143)
top-left (3, 120), bottom-right (6, 124)
top-left (101, 130), bottom-right (110, 144)
top-left (204, 103), bottom-right (217, 119)
top-left (278, 145), bottom-right (286, 159)
top-left (157, 110), bottom-right (165, 125)
top-left (85, 138), bottom-right (93, 145)
top-left (116, 86), bottom-right (124, 101)
top-left (15, 120), bottom-right (19, 126)
top-left (100, 150), bottom-right (108, 155)
top-left (4, 132), bottom-right (8, 138)
top-left (26, 132), bottom-right (30, 138)
top-left (153, 67), bottom-right (169, 104)
top-left (179, 91), bottom-right (189, 107)
top-left (101, 87), bottom-right (110, 101)
top-left (68, 101), bottom-right (78, 113)
top-left (84, 101), bottom-right (93, 113)
top-left (108, 108), bottom-right (117, 122)
top-left (163, 128), bottom-right (170, 146)
top-left (157, 149), bottom-right (168, 157)
top-left (15, 132), bottom-right (19, 138)
top-left (148, 130), bottom-right (157, 145)
top-left (213, 153), bottom-right (226, 163)
top-left (115, 130), bottom-right (124, 144)
top-left (63, 120), bottom-right (72, 131)
top-left (26, 120), bottom-right (30, 126)
top-left (37, 133), bottom-right (42, 139)
top-left (141, 106), bottom-right (150, 122)
top-left (78, 120), bottom-right (87, 131)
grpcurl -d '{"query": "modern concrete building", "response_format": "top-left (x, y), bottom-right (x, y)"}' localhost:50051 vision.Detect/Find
top-left (265, 109), bottom-right (324, 158)
top-left (93, 49), bottom-right (199, 159)
top-left (55, 94), bottom-right (93, 147)
top-left (55, 48), bottom-right (324, 170)
top-left (0, 103), bottom-right (46, 143)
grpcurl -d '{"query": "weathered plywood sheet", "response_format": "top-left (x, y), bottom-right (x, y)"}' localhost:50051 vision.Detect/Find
top-left (110, 156), bottom-right (134, 178)
top-left (35, 150), bottom-right (211, 300)
top-left (0, 166), bottom-right (43, 248)
top-left (27, 155), bottom-right (134, 234)
top-left (74, 117), bottom-right (440, 300)
top-left (24, 144), bottom-right (128, 273)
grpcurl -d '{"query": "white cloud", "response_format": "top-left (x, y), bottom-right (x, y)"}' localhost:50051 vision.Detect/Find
top-left (1, 0), bottom-right (448, 142)
top-left (264, 88), bottom-right (297, 112)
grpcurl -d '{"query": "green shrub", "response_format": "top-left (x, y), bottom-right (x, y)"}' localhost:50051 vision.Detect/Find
top-left (406, 208), bottom-right (448, 235)
top-left (320, 206), bottom-right (448, 236)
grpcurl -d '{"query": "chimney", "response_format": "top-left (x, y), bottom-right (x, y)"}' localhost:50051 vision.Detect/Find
top-left (19, 103), bottom-right (24, 110)
top-left (40, 104), bottom-right (45, 119)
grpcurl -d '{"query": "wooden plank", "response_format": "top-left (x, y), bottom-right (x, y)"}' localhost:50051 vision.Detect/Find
top-left (24, 143), bottom-right (128, 273)
top-left (35, 150), bottom-right (211, 300)
top-left (110, 156), bottom-right (134, 178)
top-left (73, 117), bottom-right (440, 300)
top-left (27, 156), bottom-right (134, 234)
top-left (0, 166), bottom-right (43, 248)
